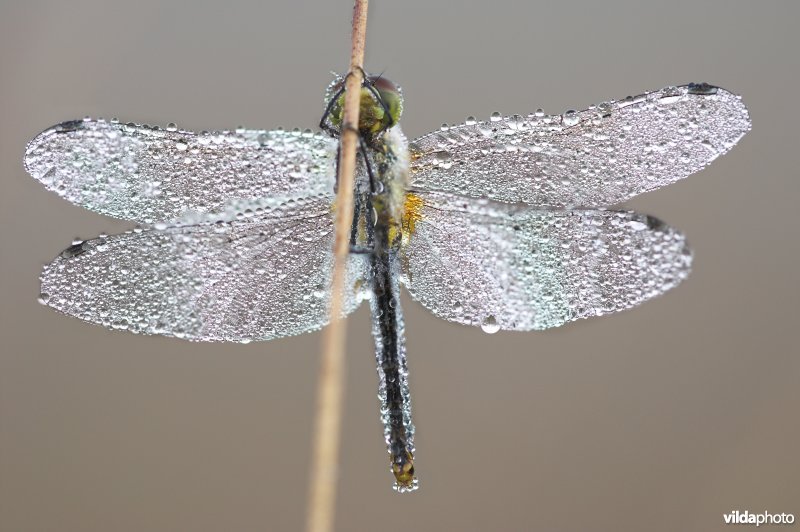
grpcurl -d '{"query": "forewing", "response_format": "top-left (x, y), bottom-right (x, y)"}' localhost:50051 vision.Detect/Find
top-left (401, 192), bottom-right (692, 331)
top-left (409, 84), bottom-right (751, 207)
top-left (39, 195), bottom-right (367, 342)
top-left (25, 119), bottom-right (338, 223)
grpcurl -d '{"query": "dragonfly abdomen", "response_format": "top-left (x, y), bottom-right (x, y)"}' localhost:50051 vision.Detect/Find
top-left (369, 241), bottom-right (417, 492)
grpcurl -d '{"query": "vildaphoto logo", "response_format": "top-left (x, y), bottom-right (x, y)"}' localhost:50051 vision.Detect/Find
top-left (724, 510), bottom-right (795, 526)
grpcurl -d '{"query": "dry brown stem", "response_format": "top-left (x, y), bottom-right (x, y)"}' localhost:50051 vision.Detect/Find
top-left (305, 2), bottom-right (368, 532)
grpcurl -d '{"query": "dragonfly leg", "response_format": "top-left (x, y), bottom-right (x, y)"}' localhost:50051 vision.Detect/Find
top-left (331, 129), bottom-right (376, 195)
top-left (349, 245), bottom-right (373, 254)
top-left (357, 135), bottom-right (378, 194)
top-left (349, 192), bottom-right (362, 247)
top-left (332, 145), bottom-right (341, 194)
top-left (364, 190), bottom-right (375, 249)
top-left (319, 85), bottom-right (345, 136)
top-left (348, 192), bottom-right (376, 255)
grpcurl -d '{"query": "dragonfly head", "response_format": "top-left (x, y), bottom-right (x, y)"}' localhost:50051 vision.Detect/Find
top-left (324, 74), bottom-right (403, 137)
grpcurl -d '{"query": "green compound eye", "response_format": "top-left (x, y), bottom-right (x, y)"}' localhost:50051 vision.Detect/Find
top-left (369, 76), bottom-right (403, 127)
top-left (326, 78), bottom-right (346, 128)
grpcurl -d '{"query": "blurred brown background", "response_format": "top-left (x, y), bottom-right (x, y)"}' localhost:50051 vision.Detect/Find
top-left (1, 1), bottom-right (798, 531)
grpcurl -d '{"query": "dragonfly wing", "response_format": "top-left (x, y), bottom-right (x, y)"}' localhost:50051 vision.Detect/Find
top-left (409, 84), bottom-right (751, 207)
top-left (25, 119), bottom-right (338, 223)
top-left (401, 191), bottom-right (692, 331)
top-left (39, 195), bottom-right (367, 342)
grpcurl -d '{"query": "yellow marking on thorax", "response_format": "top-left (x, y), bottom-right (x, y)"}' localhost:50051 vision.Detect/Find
top-left (400, 192), bottom-right (424, 247)
top-left (330, 192), bottom-right (423, 249)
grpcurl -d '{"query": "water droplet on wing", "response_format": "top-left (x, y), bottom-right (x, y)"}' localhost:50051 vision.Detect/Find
top-left (481, 315), bottom-right (500, 334)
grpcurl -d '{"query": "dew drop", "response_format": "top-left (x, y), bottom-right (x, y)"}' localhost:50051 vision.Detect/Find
top-left (61, 241), bottom-right (88, 258)
top-left (700, 139), bottom-right (716, 152)
top-left (687, 82), bottom-right (718, 95)
top-left (481, 315), bottom-right (500, 334)
top-left (658, 86), bottom-right (683, 105)
top-left (596, 102), bottom-right (613, 117)
top-left (478, 123), bottom-right (494, 137)
top-left (562, 110), bottom-right (580, 127)
top-left (508, 114), bottom-right (525, 131)
top-left (432, 150), bottom-right (452, 168)
top-left (627, 220), bottom-right (648, 231)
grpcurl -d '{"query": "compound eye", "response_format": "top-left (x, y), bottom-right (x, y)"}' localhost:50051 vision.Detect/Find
top-left (367, 76), bottom-right (403, 125)
top-left (324, 77), bottom-right (347, 126)
top-left (369, 75), bottom-right (399, 94)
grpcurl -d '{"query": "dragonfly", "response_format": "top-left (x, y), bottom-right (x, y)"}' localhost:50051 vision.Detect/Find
top-left (24, 75), bottom-right (751, 492)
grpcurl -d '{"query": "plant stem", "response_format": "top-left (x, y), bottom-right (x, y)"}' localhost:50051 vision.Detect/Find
top-left (306, 2), bottom-right (368, 531)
